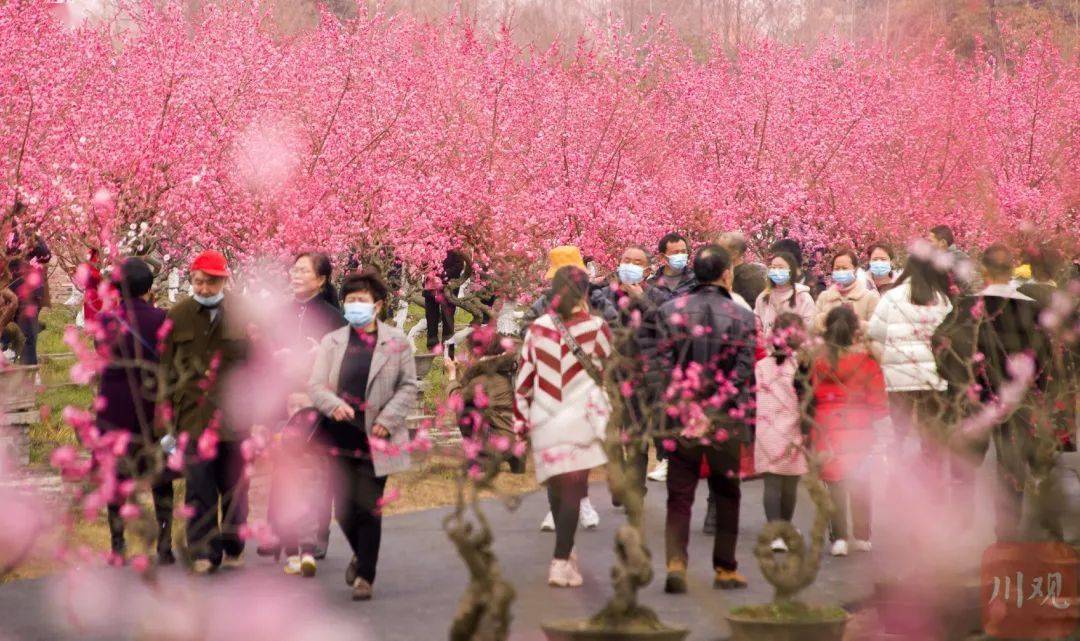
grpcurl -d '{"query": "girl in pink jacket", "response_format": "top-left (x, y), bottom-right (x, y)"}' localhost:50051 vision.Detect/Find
top-left (753, 312), bottom-right (809, 552)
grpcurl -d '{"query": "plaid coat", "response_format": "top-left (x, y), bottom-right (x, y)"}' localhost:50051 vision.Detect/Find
top-left (308, 322), bottom-right (418, 477)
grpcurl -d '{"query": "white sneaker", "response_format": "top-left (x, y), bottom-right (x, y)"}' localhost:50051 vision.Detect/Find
top-left (830, 540), bottom-right (849, 557)
top-left (579, 498), bottom-right (599, 530)
top-left (770, 537), bottom-right (788, 552)
top-left (647, 460), bottom-right (669, 482)
top-left (540, 512), bottom-right (555, 532)
top-left (851, 539), bottom-right (872, 553)
top-left (300, 553), bottom-right (317, 577)
top-left (221, 553), bottom-right (244, 569)
top-left (547, 559), bottom-right (583, 588)
top-left (191, 559), bottom-right (215, 575)
top-left (284, 555), bottom-right (302, 575)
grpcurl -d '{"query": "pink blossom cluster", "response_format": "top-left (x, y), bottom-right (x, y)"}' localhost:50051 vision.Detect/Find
top-left (1, 2), bottom-right (1076, 294)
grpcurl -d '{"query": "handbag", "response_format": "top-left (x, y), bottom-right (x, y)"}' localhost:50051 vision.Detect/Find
top-left (549, 313), bottom-right (612, 440)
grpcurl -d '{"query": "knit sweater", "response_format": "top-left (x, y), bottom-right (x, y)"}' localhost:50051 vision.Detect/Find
top-left (515, 311), bottom-right (612, 483)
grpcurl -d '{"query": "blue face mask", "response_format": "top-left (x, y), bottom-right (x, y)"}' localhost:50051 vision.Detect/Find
top-left (869, 261), bottom-right (892, 277)
top-left (767, 268), bottom-right (791, 286)
top-left (832, 270), bottom-right (856, 286)
top-left (193, 291), bottom-right (224, 307)
top-left (666, 253), bottom-right (689, 272)
top-left (617, 263), bottom-right (645, 285)
top-left (344, 301), bottom-right (376, 328)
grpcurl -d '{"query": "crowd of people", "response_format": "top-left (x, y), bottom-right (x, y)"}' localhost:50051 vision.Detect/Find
top-left (4, 224), bottom-right (1076, 602)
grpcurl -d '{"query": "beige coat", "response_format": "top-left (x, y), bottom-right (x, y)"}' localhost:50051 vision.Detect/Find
top-left (308, 322), bottom-right (418, 477)
top-left (813, 280), bottom-right (880, 335)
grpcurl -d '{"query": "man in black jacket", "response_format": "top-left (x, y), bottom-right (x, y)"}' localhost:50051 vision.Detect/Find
top-left (161, 250), bottom-right (251, 574)
top-left (596, 244), bottom-right (666, 505)
top-left (933, 244), bottom-right (1052, 541)
top-left (647, 232), bottom-right (697, 303)
top-left (650, 244), bottom-right (756, 593)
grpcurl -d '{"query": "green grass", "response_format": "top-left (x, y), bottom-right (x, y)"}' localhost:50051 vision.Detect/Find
top-left (26, 306), bottom-right (93, 465)
top-left (730, 601), bottom-right (848, 623)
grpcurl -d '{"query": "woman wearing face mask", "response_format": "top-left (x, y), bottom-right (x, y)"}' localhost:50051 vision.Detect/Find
top-left (308, 269), bottom-right (418, 601)
top-left (866, 243), bottom-right (898, 294)
top-left (813, 248), bottom-right (881, 335)
top-left (754, 251), bottom-right (816, 339)
top-left (260, 253), bottom-right (348, 571)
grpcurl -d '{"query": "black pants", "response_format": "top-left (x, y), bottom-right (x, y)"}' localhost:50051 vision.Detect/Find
top-left (16, 315), bottom-right (39, 365)
top-left (477, 294), bottom-right (497, 324)
top-left (763, 473), bottom-right (799, 523)
top-left (423, 290), bottom-right (456, 357)
top-left (942, 416), bottom-right (1028, 542)
top-left (185, 440), bottom-right (249, 564)
top-left (666, 443), bottom-right (741, 571)
top-left (546, 470), bottom-right (589, 560)
top-left (108, 478), bottom-right (174, 554)
top-left (331, 456), bottom-right (387, 584)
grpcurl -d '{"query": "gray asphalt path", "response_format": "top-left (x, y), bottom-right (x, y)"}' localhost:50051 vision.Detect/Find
top-left (2, 449), bottom-right (1077, 641)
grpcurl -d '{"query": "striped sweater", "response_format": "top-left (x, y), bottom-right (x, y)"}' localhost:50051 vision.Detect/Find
top-left (515, 311), bottom-right (612, 483)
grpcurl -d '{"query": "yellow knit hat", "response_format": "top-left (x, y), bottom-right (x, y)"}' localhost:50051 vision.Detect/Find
top-left (545, 246), bottom-right (586, 280)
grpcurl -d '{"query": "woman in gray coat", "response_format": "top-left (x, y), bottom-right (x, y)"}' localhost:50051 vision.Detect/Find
top-left (309, 269), bottom-right (417, 601)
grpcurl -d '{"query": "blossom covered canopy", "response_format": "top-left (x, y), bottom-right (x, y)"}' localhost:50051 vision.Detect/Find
top-left (1, 2), bottom-right (1077, 289)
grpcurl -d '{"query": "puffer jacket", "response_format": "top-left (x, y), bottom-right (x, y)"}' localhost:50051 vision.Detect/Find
top-left (867, 281), bottom-right (952, 392)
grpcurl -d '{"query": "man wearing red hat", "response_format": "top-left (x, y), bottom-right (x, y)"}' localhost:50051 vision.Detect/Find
top-left (160, 249), bottom-right (251, 574)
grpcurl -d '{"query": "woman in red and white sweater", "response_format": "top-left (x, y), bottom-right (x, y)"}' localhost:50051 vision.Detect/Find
top-left (515, 266), bottom-right (612, 588)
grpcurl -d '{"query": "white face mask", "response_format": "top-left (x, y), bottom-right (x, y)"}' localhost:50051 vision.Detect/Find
top-left (193, 291), bottom-right (224, 307)
top-left (617, 263), bottom-right (645, 285)
top-left (343, 301), bottom-right (376, 328)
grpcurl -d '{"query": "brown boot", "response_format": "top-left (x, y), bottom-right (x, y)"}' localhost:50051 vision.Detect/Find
top-left (351, 577), bottom-right (374, 601)
top-left (664, 558), bottom-right (688, 594)
top-left (714, 568), bottom-right (748, 589)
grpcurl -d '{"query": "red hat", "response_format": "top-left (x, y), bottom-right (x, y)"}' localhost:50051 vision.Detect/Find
top-left (190, 250), bottom-right (229, 277)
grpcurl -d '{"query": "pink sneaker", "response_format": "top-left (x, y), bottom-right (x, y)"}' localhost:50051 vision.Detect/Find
top-left (547, 559), bottom-right (583, 588)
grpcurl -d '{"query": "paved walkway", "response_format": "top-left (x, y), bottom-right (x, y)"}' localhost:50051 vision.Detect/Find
top-left (2, 449), bottom-right (1077, 641)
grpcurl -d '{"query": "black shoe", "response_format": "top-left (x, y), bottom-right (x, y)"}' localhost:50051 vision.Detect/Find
top-left (664, 571), bottom-right (688, 594)
top-left (703, 502), bottom-right (717, 535)
top-left (314, 545), bottom-right (328, 561)
top-left (256, 544), bottom-right (280, 558)
top-left (345, 556), bottom-right (358, 587)
top-left (508, 456), bottom-right (527, 475)
top-left (157, 548), bottom-right (176, 566)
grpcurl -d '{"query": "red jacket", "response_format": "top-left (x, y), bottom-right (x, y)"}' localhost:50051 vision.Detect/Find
top-left (810, 350), bottom-right (888, 482)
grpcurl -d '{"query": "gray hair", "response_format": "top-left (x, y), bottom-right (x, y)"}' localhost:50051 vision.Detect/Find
top-left (717, 231), bottom-right (747, 257)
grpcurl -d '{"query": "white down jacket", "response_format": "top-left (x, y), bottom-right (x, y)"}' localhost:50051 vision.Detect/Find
top-left (867, 281), bottom-right (953, 392)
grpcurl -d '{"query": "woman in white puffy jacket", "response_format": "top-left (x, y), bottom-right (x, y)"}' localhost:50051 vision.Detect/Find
top-left (867, 253), bottom-right (953, 454)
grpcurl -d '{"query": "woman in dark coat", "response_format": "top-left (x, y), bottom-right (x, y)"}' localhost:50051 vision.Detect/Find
top-left (95, 258), bottom-right (174, 564)
top-left (260, 252), bottom-right (347, 570)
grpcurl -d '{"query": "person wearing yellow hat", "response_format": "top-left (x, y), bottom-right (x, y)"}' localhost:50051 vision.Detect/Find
top-left (544, 246), bottom-right (587, 280)
top-left (522, 246), bottom-right (619, 329)
top-left (522, 246), bottom-right (617, 533)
